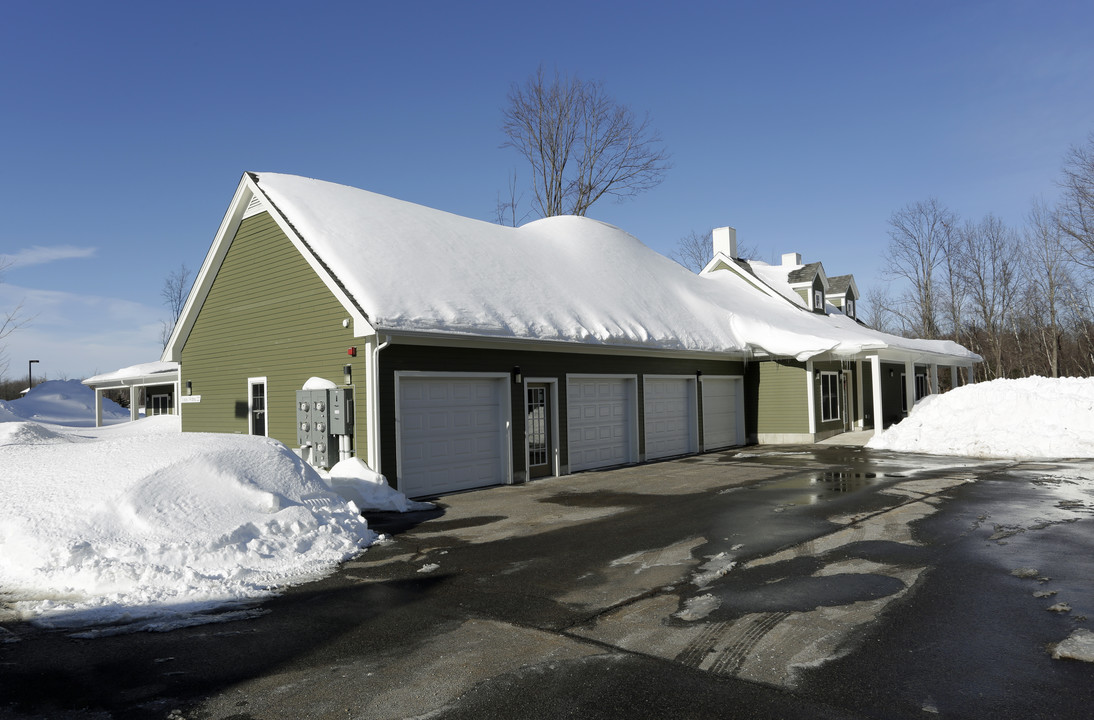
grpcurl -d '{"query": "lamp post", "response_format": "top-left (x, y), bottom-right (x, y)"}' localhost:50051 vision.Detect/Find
top-left (28, 359), bottom-right (39, 395)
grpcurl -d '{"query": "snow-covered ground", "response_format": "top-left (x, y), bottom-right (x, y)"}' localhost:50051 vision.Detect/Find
top-left (0, 381), bottom-right (427, 635)
top-left (868, 376), bottom-right (1094, 459)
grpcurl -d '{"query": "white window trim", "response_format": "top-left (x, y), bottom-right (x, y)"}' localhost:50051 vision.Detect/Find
top-left (248, 376), bottom-right (268, 436)
top-left (820, 371), bottom-right (841, 423)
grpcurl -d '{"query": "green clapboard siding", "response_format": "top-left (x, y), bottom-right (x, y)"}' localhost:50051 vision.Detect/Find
top-left (748, 359), bottom-right (809, 435)
top-left (180, 212), bottom-right (366, 455)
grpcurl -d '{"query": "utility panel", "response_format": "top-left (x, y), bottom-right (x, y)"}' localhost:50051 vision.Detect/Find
top-left (296, 388), bottom-right (353, 469)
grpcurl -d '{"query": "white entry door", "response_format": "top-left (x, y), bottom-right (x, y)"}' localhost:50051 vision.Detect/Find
top-left (567, 376), bottom-right (635, 472)
top-left (702, 376), bottom-right (745, 449)
top-left (397, 375), bottom-right (509, 498)
top-left (644, 377), bottom-right (696, 460)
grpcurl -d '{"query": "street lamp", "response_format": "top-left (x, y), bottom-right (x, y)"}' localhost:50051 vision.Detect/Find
top-left (28, 359), bottom-right (39, 395)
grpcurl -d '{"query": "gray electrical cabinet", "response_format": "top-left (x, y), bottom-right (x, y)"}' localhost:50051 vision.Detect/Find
top-left (295, 388), bottom-right (353, 469)
top-left (329, 388), bottom-right (354, 435)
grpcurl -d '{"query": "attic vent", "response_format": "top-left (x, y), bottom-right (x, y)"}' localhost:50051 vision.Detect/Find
top-left (243, 194), bottom-right (265, 218)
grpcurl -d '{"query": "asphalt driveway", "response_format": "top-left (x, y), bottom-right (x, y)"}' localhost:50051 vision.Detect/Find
top-left (2, 445), bottom-right (1093, 719)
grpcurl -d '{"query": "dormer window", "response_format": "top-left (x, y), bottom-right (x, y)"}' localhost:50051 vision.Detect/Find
top-left (814, 289), bottom-right (824, 311)
top-left (846, 299), bottom-right (855, 319)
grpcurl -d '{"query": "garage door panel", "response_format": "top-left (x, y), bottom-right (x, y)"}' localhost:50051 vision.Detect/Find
top-left (644, 378), bottom-right (694, 460)
top-left (702, 377), bottom-right (743, 449)
top-left (398, 376), bottom-right (507, 497)
top-left (568, 377), bottom-right (634, 472)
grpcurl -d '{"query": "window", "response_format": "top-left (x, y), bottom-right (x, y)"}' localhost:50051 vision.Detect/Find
top-left (846, 298), bottom-right (855, 318)
top-left (900, 373), bottom-right (908, 413)
top-left (915, 374), bottom-right (928, 401)
top-left (248, 377), bottom-right (268, 436)
top-left (820, 372), bottom-right (840, 422)
top-left (814, 289), bottom-right (824, 311)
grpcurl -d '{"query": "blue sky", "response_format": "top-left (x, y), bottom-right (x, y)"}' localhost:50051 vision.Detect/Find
top-left (2, 0), bottom-right (1092, 381)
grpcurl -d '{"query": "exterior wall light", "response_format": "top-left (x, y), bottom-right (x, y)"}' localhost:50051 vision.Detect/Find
top-left (512, 366), bottom-right (522, 384)
top-left (343, 364), bottom-right (353, 385)
top-left (186, 380), bottom-right (193, 395)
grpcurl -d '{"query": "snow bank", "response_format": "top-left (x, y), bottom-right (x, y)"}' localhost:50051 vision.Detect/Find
top-left (4, 379), bottom-right (128, 427)
top-left (0, 416), bottom-right (376, 632)
top-left (326, 457), bottom-right (435, 513)
top-left (867, 377), bottom-right (1094, 459)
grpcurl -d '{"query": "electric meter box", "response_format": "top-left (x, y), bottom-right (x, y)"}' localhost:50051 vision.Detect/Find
top-left (295, 388), bottom-right (354, 470)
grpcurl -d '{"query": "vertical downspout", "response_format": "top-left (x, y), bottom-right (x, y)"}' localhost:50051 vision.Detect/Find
top-left (369, 334), bottom-right (390, 472)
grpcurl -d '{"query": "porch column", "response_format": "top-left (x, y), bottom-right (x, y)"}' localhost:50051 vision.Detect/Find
top-left (869, 355), bottom-right (883, 433)
top-left (129, 384), bottom-right (139, 422)
top-left (855, 359), bottom-right (864, 430)
top-left (949, 364), bottom-right (960, 388)
top-left (94, 388), bottom-right (103, 428)
top-left (904, 358), bottom-right (915, 412)
top-left (929, 364), bottom-right (939, 395)
top-left (965, 363), bottom-right (976, 384)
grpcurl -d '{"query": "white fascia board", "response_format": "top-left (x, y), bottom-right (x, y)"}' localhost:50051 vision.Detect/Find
top-left (164, 175), bottom-right (374, 362)
top-left (81, 370), bottom-right (180, 390)
top-left (701, 253), bottom-right (789, 303)
top-left (377, 328), bottom-right (751, 362)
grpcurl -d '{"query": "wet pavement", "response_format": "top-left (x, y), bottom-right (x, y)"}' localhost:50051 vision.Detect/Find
top-left (2, 446), bottom-right (1093, 719)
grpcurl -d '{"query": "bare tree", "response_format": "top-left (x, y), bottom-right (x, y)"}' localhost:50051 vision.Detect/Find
top-left (861, 283), bottom-right (901, 334)
top-left (160, 264), bottom-right (192, 350)
top-left (671, 230), bottom-right (714, 272)
top-left (0, 257), bottom-right (30, 379)
top-left (1023, 199), bottom-right (1074, 377)
top-left (671, 229), bottom-right (759, 273)
top-left (956, 214), bottom-right (1021, 379)
top-left (882, 198), bottom-right (957, 339)
top-left (501, 66), bottom-right (671, 218)
top-left (1058, 133), bottom-right (1094, 269)
top-left (492, 170), bottom-right (529, 227)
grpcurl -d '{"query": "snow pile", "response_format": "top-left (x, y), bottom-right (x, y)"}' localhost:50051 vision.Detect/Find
top-left (4, 379), bottom-right (128, 427)
top-left (867, 377), bottom-right (1094, 459)
top-left (0, 416), bottom-right (376, 632)
top-left (326, 457), bottom-right (435, 513)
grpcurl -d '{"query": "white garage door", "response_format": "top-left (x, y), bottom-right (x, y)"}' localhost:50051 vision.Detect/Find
top-left (397, 376), bottom-right (508, 498)
top-left (568, 377), bottom-right (634, 472)
top-left (702, 377), bottom-right (744, 449)
top-left (644, 377), bottom-right (695, 460)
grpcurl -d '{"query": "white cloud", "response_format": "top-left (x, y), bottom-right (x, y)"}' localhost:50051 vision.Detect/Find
top-left (1, 245), bottom-right (97, 269)
top-left (0, 284), bottom-right (164, 380)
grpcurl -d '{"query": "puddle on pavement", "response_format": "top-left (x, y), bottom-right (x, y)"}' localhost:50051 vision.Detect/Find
top-left (763, 471), bottom-right (892, 506)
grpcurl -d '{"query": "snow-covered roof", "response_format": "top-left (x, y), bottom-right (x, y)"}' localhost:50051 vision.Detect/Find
top-left (176, 173), bottom-right (977, 364)
top-left (83, 361), bottom-right (179, 388)
top-left (742, 260), bottom-right (813, 309)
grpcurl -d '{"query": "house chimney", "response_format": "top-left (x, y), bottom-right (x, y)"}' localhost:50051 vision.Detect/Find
top-left (781, 252), bottom-right (802, 266)
top-left (712, 226), bottom-right (737, 259)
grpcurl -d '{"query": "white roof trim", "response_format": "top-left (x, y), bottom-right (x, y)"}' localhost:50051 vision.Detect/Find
top-left (164, 175), bottom-right (374, 361)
